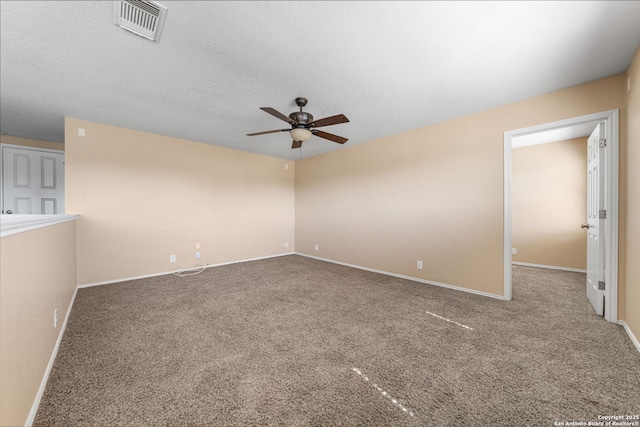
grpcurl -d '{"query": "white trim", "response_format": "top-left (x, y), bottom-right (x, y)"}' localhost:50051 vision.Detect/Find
top-left (297, 253), bottom-right (505, 300)
top-left (504, 109), bottom-right (619, 323)
top-left (1, 214), bottom-right (79, 238)
top-left (78, 252), bottom-right (296, 288)
top-left (511, 120), bottom-right (601, 148)
top-left (0, 143), bottom-right (64, 155)
top-left (504, 137), bottom-right (513, 301)
top-left (25, 287), bottom-right (78, 427)
top-left (605, 111), bottom-right (620, 323)
top-left (512, 262), bottom-right (587, 273)
top-left (78, 269), bottom-right (177, 288)
top-left (618, 321), bottom-right (640, 354)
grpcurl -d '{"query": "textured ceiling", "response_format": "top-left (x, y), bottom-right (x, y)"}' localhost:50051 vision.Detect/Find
top-left (1, 1), bottom-right (640, 160)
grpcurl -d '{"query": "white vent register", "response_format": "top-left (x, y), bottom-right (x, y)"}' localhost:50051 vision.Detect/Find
top-left (113, 0), bottom-right (167, 42)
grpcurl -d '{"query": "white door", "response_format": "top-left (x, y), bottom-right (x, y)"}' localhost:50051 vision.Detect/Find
top-left (586, 123), bottom-right (605, 316)
top-left (1, 145), bottom-right (65, 214)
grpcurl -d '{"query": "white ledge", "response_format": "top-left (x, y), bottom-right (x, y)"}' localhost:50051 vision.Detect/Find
top-left (0, 214), bottom-right (79, 238)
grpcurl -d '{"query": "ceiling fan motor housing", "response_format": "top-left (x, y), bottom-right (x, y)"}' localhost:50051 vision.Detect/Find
top-left (289, 111), bottom-right (313, 125)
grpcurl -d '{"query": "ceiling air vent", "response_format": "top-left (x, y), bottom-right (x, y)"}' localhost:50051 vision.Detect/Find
top-left (113, 0), bottom-right (167, 42)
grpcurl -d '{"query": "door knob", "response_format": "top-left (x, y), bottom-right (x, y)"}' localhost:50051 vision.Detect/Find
top-left (581, 224), bottom-right (589, 229)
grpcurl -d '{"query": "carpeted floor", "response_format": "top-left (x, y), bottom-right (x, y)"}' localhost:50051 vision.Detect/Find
top-left (34, 255), bottom-right (640, 426)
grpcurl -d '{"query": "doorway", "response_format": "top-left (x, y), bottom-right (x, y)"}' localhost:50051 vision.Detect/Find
top-left (511, 132), bottom-right (591, 273)
top-left (503, 110), bottom-right (619, 323)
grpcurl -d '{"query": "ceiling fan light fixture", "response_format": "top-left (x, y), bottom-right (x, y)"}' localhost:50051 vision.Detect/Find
top-left (290, 127), bottom-right (312, 142)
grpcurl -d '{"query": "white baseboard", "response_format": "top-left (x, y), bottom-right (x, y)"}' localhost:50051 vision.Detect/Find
top-left (25, 286), bottom-right (78, 427)
top-left (78, 269), bottom-right (177, 288)
top-left (297, 253), bottom-right (504, 300)
top-left (618, 321), bottom-right (640, 354)
top-left (512, 261), bottom-right (586, 273)
top-left (78, 252), bottom-right (296, 288)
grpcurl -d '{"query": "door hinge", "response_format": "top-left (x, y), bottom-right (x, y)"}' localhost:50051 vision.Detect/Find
top-left (598, 281), bottom-right (606, 291)
top-left (599, 138), bottom-right (607, 148)
top-left (599, 209), bottom-right (606, 219)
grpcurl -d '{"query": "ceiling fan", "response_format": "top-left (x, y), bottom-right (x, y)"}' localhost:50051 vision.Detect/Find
top-left (247, 97), bottom-right (349, 149)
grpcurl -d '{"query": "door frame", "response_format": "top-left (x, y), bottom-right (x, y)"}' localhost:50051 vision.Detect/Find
top-left (503, 109), bottom-right (619, 322)
top-left (0, 143), bottom-right (65, 214)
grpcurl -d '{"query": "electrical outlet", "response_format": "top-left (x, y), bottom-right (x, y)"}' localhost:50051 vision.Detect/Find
top-left (417, 261), bottom-right (423, 270)
top-left (54, 309), bottom-right (58, 328)
top-left (170, 255), bottom-right (176, 263)
top-left (283, 242), bottom-right (289, 248)
top-left (512, 248), bottom-right (517, 255)
top-left (315, 244), bottom-right (319, 251)
top-left (195, 252), bottom-right (201, 259)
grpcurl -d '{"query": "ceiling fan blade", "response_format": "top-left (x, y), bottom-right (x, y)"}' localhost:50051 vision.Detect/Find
top-left (292, 140), bottom-right (303, 149)
top-left (310, 114), bottom-right (349, 128)
top-left (312, 130), bottom-right (348, 144)
top-left (246, 129), bottom-right (288, 136)
top-left (260, 107), bottom-right (296, 124)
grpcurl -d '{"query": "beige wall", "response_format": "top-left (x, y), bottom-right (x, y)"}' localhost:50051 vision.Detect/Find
top-left (512, 138), bottom-right (587, 270)
top-left (0, 134), bottom-right (64, 151)
top-left (0, 220), bottom-right (77, 427)
top-left (65, 118), bottom-right (295, 285)
top-left (624, 47), bottom-right (640, 344)
top-left (296, 74), bottom-right (626, 298)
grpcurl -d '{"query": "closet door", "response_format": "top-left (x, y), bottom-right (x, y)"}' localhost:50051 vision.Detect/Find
top-left (1, 146), bottom-right (65, 214)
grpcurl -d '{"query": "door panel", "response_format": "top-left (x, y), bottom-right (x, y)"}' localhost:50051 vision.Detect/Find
top-left (42, 198), bottom-right (57, 214)
top-left (41, 156), bottom-right (57, 189)
top-left (14, 197), bottom-right (33, 214)
top-left (13, 154), bottom-right (31, 187)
